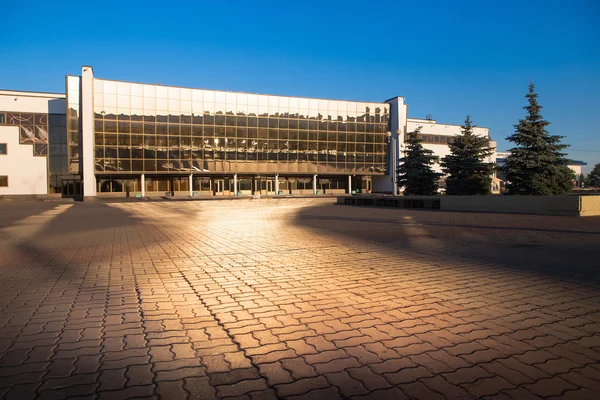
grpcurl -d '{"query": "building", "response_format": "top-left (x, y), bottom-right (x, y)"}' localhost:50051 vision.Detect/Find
top-left (1, 66), bottom-right (497, 198)
top-left (372, 116), bottom-right (497, 194)
top-left (0, 90), bottom-right (68, 196)
top-left (406, 117), bottom-right (496, 174)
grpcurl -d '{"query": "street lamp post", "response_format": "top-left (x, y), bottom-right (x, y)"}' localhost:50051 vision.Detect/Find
top-left (387, 131), bottom-right (398, 195)
top-left (395, 129), bottom-right (401, 195)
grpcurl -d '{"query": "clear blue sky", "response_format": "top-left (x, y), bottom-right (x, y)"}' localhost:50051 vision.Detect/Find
top-left (2, 0), bottom-right (599, 172)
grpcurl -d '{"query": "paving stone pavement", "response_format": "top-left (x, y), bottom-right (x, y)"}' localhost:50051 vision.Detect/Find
top-left (0, 198), bottom-right (599, 400)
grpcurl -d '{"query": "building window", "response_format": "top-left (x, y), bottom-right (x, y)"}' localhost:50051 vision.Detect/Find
top-left (0, 143), bottom-right (6, 155)
top-left (0, 176), bottom-right (7, 187)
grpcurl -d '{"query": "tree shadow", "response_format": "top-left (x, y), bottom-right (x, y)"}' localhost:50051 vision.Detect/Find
top-left (0, 202), bottom-right (148, 274)
top-left (293, 203), bottom-right (600, 287)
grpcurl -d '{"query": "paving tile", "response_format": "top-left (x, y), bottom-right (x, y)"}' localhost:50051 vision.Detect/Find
top-left (258, 362), bottom-right (294, 385)
top-left (209, 368), bottom-right (261, 386)
top-left (522, 376), bottom-right (577, 398)
top-left (281, 357), bottom-right (318, 379)
top-left (461, 376), bottom-right (516, 398)
top-left (398, 381), bottom-right (445, 400)
top-left (350, 387), bottom-right (410, 400)
top-left (184, 376), bottom-right (217, 400)
top-left (215, 378), bottom-right (268, 398)
top-left (125, 364), bottom-right (154, 387)
top-left (156, 379), bottom-right (188, 400)
top-left (286, 386), bottom-right (340, 400)
top-left (368, 358), bottom-right (417, 374)
top-left (275, 376), bottom-right (330, 398)
top-left (2, 382), bottom-right (41, 400)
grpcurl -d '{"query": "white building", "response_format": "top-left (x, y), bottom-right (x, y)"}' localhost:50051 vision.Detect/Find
top-left (406, 117), bottom-right (496, 174)
top-left (372, 115), bottom-right (497, 194)
top-left (0, 91), bottom-right (66, 196)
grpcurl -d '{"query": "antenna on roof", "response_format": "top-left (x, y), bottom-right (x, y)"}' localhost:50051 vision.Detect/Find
top-left (425, 114), bottom-right (433, 121)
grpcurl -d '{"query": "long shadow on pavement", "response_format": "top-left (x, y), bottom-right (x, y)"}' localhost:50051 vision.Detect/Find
top-left (293, 203), bottom-right (600, 288)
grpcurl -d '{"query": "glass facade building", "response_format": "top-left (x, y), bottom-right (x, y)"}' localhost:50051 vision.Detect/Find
top-left (91, 80), bottom-right (389, 175)
top-left (66, 67), bottom-right (394, 196)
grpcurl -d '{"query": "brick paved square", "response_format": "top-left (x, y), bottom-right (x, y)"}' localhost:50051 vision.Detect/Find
top-left (0, 198), bottom-right (599, 399)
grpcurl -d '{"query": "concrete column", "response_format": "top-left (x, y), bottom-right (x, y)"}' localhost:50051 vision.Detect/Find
top-left (81, 66), bottom-right (96, 198)
top-left (275, 174), bottom-right (279, 195)
top-left (189, 174), bottom-right (193, 196)
top-left (141, 174), bottom-right (145, 197)
top-left (313, 174), bottom-right (317, 194)
top-left (392, 135), bottom-right (398, 196)
top-left (233, 174), bottom-right (238, 195)
top-left (348, 175), bottom-right (352, 194)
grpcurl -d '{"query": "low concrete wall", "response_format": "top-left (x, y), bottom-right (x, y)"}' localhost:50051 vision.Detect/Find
top-left (0, 194), bottom-right (70, 202)
top-left (338, 195), bottom-right (600, 216)
top-left (325, 189), bottom-right (346, 195)
top-left (338, 195), bottom-right (441, 209)
top-left (581, 196), bottom-right (600, 216)
top-left (441, 196), bottom-right (583, 216)
top-left (295, 189), bottom-right (315, 195)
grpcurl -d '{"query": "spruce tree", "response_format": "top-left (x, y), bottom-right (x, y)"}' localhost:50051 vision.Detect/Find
top-left (505, 83), bottom-right (574, 195)
top-left (397, 127), bottom-right (442, 195)
top-left (588, 163), bottom-right (600, 187)
top-left (441, 115), bottom-right (495, 195)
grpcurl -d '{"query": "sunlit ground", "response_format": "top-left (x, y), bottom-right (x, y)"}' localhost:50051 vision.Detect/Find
top-left (0, 198), bottom-right (599, 399)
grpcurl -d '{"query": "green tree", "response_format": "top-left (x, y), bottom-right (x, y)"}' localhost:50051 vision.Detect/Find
top-left (505, 83), bottom-right (574, 195)
top-left (588, 163), bottom-right (600, 187)
top-left (398, 127), bottom-right (442, 195)
top-left (441, 115), bottom-right (495, 195)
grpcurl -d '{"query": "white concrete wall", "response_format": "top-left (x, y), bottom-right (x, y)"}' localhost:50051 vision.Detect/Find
top-left (0, 126), bottom-right (48, 195)
top-left (81, 66), bottom-right (97, 197)
top-left (0, 90), bottom-right (65, 114)
top-left (568, 165), bottom-right (582, 176)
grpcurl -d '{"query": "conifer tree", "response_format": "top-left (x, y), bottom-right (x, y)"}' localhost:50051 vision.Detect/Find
top-left (397, 127), bottom-right (442, 195)
top-left (505, 83), bottom-right (574, 195)
top-left (441, 115), bottom-right (495, 195)
top-left (588, 163), bottom-right (600, 187)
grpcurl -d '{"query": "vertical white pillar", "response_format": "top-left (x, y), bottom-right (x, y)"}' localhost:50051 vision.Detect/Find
top-left (275, 174), bottom-right (279, 195)
top-left (348, 175), bottom-right (352, 194)
top-left (81, 66), bottom-right (96, 198)
top-left (189, 173), bottom-right (193, 196)
top-left (141, 174), bottom-right (145, 197)
top-left (392, 135), bottom-right (398, 196)
top-left (313, 174), bottom-right (317, 194)
top-left (233, 174), bottom-right (238, 195)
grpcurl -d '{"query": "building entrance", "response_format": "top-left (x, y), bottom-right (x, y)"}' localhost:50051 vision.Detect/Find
top-left (213, 179), bottom-right (226, 195)
top-left (62, 179), bottom-right (83, 198)
top-left (255, 177), bottom-right (276, 195)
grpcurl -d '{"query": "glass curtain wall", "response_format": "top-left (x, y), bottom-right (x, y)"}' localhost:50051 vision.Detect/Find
top-left (92, 80), bottom-right (390, 176)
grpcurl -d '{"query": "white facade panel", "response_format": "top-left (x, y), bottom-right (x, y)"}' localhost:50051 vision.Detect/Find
top-left (81, 66), bottom-right (96, 197)
top-left (0, 126), bottom-right (48, 195)
top-left (0, 91), bottom-right (65, 115)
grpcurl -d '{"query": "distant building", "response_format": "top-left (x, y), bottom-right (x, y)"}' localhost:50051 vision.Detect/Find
top-left (406, 117), bottom-right (496, 174)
